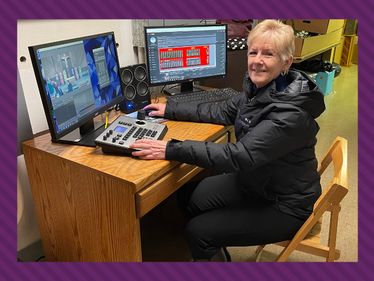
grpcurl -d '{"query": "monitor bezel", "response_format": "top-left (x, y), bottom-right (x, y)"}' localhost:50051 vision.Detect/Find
top-left (28, 31), bottom-right (124, 142)
top-left (144, 24), bottom-right (228, 88)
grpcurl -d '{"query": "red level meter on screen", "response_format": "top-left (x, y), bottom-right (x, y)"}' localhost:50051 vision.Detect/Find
top-left (159, 45), bottom-right (209, 70)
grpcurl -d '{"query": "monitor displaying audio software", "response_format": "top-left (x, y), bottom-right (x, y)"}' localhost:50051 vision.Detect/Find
top-left (145, 24), bottom-right (227, 95)
top-left (29, 32), bottom-right (123, 147)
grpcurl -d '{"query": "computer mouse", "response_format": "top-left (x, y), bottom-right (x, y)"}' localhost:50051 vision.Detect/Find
top-left (137, 109), bottom-right (146, 120)
top-left (137, 109), bottom-right (155, 120)
top-left (144, 109), bottom-right (167, 123)
top-left (145, 109), bottom-right (156, 117)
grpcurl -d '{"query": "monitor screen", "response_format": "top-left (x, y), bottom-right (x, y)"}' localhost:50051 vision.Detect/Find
top-left (144, 24), bottom-right (227, 95)
top-left (29, 32), bottom-right (123, 147)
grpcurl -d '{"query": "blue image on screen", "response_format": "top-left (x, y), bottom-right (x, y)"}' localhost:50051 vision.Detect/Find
top-left (114, 126), bottom-right (128, 133)
top-left (84, 34), bottom-right (121, 107)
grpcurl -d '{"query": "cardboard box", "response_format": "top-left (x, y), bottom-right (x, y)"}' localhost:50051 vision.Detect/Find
top-left (344, 19), bottom-right (358, 35)
top-left (352, 45), bottom-right (358, 64)
top-left (287, 19), bottom-right (345, 34)
top-left (340, 35), bottom-right (357, 67)
top-left (352, 36), bottom-right (358, 64)
top-left (294, 28), bottom-right (343, 57)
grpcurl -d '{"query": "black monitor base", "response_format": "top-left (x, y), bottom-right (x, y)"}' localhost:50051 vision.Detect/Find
top-left (52, 120), bottom-right (106, 147)
top-left (164, 81), bottom-right (203, 96)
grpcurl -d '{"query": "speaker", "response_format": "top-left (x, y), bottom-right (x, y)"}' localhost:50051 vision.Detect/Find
top-left (119, 63), bottom-right (150, 113)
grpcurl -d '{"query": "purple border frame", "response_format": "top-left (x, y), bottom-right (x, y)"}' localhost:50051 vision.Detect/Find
top-left (5, 0), bottom-right (370, 280)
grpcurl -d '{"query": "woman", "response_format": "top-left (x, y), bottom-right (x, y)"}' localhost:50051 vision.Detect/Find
top-left (130, 20), bottom-right (325, 261)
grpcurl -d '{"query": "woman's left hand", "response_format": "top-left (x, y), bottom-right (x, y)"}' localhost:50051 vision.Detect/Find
top-left (130, 139), bottom-right (167, 160)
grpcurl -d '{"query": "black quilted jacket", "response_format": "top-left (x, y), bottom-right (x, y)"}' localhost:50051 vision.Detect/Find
top-left (164, 70), bottom-right (325, 219)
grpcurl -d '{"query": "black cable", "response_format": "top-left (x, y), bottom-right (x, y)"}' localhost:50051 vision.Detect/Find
top-left (160, 85), bottom-right (166, 95)
top-left (35, 255), bottom-right (45, 262)
top-left (168, 84), bottom-right (178, 90)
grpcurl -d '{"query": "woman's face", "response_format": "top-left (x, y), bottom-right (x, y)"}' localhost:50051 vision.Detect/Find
top-left (247, 38), bottom-right (288, 88)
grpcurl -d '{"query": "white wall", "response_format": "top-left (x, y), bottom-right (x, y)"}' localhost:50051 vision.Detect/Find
top-left (17, 155), bottom-right (41, 251)
top-left (17, 19), bottom-right (136, 134)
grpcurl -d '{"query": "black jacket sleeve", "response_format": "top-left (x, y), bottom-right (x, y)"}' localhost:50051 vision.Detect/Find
top-left (165, 106), bottom-right (318, 173)
top-left (164, 93), bottom-right (246, 125)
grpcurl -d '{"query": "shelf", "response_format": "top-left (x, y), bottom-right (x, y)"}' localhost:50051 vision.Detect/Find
top-left (293, 43), bottom-right (340, 63)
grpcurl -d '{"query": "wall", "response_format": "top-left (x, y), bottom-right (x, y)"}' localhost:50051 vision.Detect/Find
top-left (17, 68), bottom-right (39, 251)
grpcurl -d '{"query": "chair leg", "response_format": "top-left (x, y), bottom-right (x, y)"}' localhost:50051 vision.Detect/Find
top-left (223, 247), bottom-right (231, 262)
top-left (327, 205), bottom-right (341, 262)
top-left (255, 245), bottom-right (266, 262)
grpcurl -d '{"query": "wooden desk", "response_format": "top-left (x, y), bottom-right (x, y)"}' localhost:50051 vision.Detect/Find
top-left (23, 119), bottom-right (229, 261)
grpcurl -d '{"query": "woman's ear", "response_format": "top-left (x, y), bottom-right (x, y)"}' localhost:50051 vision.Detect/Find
top-left (284, 56), bottom-right (293, 72)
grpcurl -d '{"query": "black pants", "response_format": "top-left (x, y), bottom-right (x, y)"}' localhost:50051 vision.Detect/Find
top-left (178, 173), bottom-right (305, 260)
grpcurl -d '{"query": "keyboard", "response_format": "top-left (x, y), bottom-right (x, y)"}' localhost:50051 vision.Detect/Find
top-left (95, 115), bottom-right (168, 155)
top-left (167, 87), bottom-right (240, 104)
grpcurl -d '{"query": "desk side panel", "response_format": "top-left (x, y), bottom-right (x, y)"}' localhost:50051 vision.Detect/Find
top-left (23, 145), bottom-right (142, 262)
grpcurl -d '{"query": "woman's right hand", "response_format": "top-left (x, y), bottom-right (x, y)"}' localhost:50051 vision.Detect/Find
top-left (143, 103), bottom-right (166, 117)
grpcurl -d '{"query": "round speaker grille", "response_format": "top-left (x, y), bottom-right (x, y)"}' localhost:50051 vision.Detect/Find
top-left (137, 81), bottom-right (149, 96)
top-left (124, 85), bottom-right (136, 100)
top-left (134, 65), bottom-right (146, 81)
top-left (121, 69), bottom-right (133, 84)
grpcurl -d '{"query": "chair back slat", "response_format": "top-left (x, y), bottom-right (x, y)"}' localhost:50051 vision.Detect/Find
top-left (314, 137), bottom-right (348, 213)
top-left (317, 137), bottom-right (348, 187)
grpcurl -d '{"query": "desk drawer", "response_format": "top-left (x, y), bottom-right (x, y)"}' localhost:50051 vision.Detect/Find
top-left (135, 132), bottom-right (228, 217)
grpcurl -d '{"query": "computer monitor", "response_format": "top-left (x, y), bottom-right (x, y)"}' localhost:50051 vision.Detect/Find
top-left (144, 24), bottom-right (227, 95)
top-left (29, 32), bottom-right (123, 147)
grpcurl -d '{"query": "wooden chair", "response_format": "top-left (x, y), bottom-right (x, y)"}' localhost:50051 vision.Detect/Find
top-left (255, 136), bottom-right (348, 262)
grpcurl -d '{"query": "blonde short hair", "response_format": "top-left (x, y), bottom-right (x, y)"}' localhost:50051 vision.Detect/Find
top-left (247, 20), bottom-right (295, 63)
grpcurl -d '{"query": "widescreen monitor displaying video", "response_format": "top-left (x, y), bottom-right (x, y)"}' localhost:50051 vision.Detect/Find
top-left (145, 24), bottom-right (227, 94)
top-left (29, 32), bottom-right (123, 146)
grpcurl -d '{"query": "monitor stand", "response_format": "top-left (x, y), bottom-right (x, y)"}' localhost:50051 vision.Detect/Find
top-left (164, 81), bottom-right (203, 96)
top-left (54, 119), bottom-right (106, 147)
